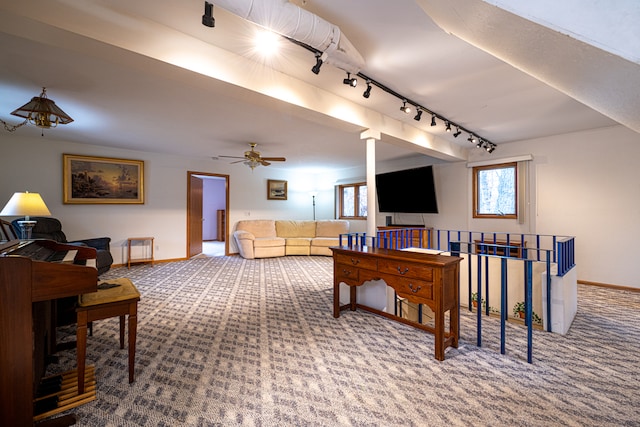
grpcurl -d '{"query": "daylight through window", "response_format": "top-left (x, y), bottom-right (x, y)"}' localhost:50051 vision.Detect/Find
top-left (339, 183), bottom-right (367, 219)
top-left (473, 162), bottom-right (517, 219)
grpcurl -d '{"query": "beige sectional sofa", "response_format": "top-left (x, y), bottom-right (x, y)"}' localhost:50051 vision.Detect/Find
top-left (233, 219), bottom-right (349, 259)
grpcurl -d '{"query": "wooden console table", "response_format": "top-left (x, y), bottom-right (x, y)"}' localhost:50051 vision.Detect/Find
top-left (331, 246), bottom-right (462, 361)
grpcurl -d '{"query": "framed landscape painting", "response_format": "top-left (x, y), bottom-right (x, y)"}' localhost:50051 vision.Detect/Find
top-left (267, 179), bottom-right (287, 200)
top-left (63, 154), bottom-right (144, 204)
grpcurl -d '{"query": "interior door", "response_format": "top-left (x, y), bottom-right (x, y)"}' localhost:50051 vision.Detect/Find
top-left (188, 174), bottom-right (203, 257)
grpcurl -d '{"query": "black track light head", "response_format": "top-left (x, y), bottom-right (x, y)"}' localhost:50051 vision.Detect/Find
top-left (363, 81), bottom-right (372, 98)
top-left (430, 114), bottom-right (437, 127)
top-left (202, 1), bottom-right (215, 28)
top-left (468, 134), bottom-right (477, 143)
top-left (453, 128), bottom-right (461, 138)
top-left (400, 100), bottom-right (411, 114)
top-left (486, 144), bottom-right (496, 153)
top-left (414, 109), bottom-right (423, 121)
top-left (343, 72), bottom-right (357, 87)
top-left (445, 122), bottom-right (451, 132)
top-left (312, 54), bottom-right (324, 75)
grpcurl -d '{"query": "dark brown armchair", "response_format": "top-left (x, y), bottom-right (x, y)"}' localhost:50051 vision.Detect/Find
top-left (11, 217), bottom-right (113, 275)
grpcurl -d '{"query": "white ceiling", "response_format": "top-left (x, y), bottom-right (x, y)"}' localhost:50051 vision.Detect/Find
top-left (0, 0), bottom-right (632, 172)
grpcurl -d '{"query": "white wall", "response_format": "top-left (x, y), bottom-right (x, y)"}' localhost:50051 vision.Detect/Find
top-left (2, 124), bottom-right (639, 288)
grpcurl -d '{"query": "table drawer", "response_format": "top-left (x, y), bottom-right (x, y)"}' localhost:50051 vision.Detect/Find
top-left (385, 276), bottom-right (433, 301)
top-left (378, 259), bottom-right (433, 281)
top-left (335, 263), bottom-right (360, 282)
top-left (335, 253), bottom-right (377, 270)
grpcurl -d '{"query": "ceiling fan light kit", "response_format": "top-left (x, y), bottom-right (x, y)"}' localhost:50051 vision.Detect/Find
top-left (219, 143), bottom-right (286, 170)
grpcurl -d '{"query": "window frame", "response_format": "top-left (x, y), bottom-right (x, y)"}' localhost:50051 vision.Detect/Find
top-left (338, 182), bottom-right (367, 220)
top-left (472, 162), bottom-right (518, 219)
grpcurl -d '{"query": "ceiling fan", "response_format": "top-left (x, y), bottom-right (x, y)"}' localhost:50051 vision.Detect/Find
top-left (219, 143), bottom-right (286, 170)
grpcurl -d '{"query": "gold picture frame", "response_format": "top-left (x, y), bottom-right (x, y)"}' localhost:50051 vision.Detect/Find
top-left (63, 154), bottom-right (144, 204)
top-left (267, 179), bottom-right (287, 200)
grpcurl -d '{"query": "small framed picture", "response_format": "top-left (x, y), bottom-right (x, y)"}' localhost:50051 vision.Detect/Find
top-left (63, 154), bottom-right (144, 204)
top-left (267, 179), bottom-right (287, 200)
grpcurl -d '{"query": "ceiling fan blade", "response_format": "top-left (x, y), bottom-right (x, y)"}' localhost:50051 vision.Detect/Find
top-left (260, 160), bottom-right (271, 166)
top-left (230, 160), bottom-right (245, 164)
top-left (219, 155), bottom-right (245, 159)
top-left (261, 157), bottom-right (286, 162)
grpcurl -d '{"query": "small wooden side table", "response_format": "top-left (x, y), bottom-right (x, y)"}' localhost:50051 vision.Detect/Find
top-left (127, 237), bottom-right (154, 268)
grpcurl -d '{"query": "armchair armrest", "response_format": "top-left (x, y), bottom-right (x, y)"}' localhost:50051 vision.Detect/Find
top-left (70, 237), bottom-right (111, 251)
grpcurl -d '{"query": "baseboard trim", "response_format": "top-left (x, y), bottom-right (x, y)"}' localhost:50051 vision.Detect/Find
top-left (578, 280), bottom-right (640, 293)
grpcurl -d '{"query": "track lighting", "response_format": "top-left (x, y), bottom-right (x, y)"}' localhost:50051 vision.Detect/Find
top-left (311, 52), bottom-right (327, 75)
top-left (486, 144), bottom-right (496, 153)
top-left (399, 100), bottom-right (411, 114)
top-left (445, 122), bottom-right (451, 132)
top-left (363, 81), bottom-right (372, 98)
top-left (430, 114), bottom-right (437, 127)
top-left (413, 109), bottom-right (423, 121)
top-left (202, 2), bottom-right (215, 28)
top-left (453, 128), bottom-right (461, 138)
top-left (343, 72), bottom-right (357, 87)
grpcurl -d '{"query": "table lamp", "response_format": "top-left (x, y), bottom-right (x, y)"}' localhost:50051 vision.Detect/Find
top-left (0, 191), bottom-right (51, 239)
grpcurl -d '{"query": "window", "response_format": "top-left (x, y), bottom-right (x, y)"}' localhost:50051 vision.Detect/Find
top-left (473, 162), bottom-right (517, 219)
top-left (339, 183), bottom-right (367, 219)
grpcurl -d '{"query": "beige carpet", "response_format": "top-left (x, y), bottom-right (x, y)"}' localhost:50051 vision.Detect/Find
top-left (46, 256), bottom-right (640, 426)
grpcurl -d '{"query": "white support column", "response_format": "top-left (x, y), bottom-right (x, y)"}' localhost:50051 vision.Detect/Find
top-left (360, 129), bottom-right (380, 245)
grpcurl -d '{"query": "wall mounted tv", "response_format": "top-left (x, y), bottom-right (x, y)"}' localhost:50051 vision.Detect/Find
top-left (375, 166), bottom-right (438, 213)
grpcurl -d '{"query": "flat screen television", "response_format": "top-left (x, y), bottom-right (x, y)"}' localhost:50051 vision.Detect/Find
top-left (375, 166), bottom-right (438, 213)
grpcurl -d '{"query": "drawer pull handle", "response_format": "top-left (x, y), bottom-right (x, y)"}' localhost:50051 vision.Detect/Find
top-left (342, 269), bottom-right (353, 276)
top-left (350, 258), bottom-right (360, 265)
top-left (408, 283), bottom-right (422, 293)
top-left (397, 266), bottom-right (409, 275)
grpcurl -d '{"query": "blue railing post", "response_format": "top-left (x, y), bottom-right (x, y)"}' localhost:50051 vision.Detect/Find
top-left (546, 250), bottom-right (552, 332)
top-left (500, 257), bottom-right (508, 355)
top-left (476, 252), bottom-right (483, 347)
top-left (524, 248), bottom-right (533, 364)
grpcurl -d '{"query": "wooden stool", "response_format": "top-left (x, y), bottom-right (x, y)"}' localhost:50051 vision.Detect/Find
top-left (76, 278), bottom-right (140, 394)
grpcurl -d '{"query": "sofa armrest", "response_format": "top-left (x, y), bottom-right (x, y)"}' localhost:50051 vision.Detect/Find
top-left (234, 230), bottom-right (256, 259)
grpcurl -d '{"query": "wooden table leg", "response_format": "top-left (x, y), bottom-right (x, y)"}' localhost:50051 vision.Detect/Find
top-left (333, 279), bottom-right (340, 318)
top-left (128, 302), bottom-right (137, 383)
top-left (76, 311), bottom-right (88, 394)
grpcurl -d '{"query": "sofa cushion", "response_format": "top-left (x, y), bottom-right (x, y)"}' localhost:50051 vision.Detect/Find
top-left (310, 237), bottom-right (339, 248)
top-left (286, 237), bottom-right (312, 247)
top-left (276, 220), bottom-right (317, 238)
top-left (236, 220), bottom-right (277, 238)
top-left (316, 220), bottom-right (349, 237)
top-left (253, 237), bottom-right (285, 248)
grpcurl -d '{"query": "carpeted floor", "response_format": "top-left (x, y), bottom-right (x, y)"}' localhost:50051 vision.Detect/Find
top-left (47, 256), bottom-right (640, 426)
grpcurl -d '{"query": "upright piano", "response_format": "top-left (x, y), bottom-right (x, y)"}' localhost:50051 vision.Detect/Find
top-left (0, 239), bottom-right (98, 426)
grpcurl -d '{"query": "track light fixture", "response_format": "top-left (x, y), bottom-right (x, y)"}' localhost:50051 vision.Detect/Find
top-left (311, 52), bottom-right (327, 75)
top-left (343, 72), bottom-right (357, 87)
top-left (296, 42), bottom-right (495, 152)
top-left (202, 2), bottom-right (215, 28)
top-left (363, 81), bottom-right (372, 98)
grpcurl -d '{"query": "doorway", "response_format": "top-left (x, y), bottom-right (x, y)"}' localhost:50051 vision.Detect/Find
top-left (187, 171), bottom-right (229, 258)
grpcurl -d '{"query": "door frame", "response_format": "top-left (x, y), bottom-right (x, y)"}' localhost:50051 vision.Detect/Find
top-left (187, 171), bottom-right (229, 257)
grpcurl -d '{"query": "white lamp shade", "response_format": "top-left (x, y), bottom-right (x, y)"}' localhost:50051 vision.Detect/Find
top-left (0, 192), bottom-right (52, 217)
